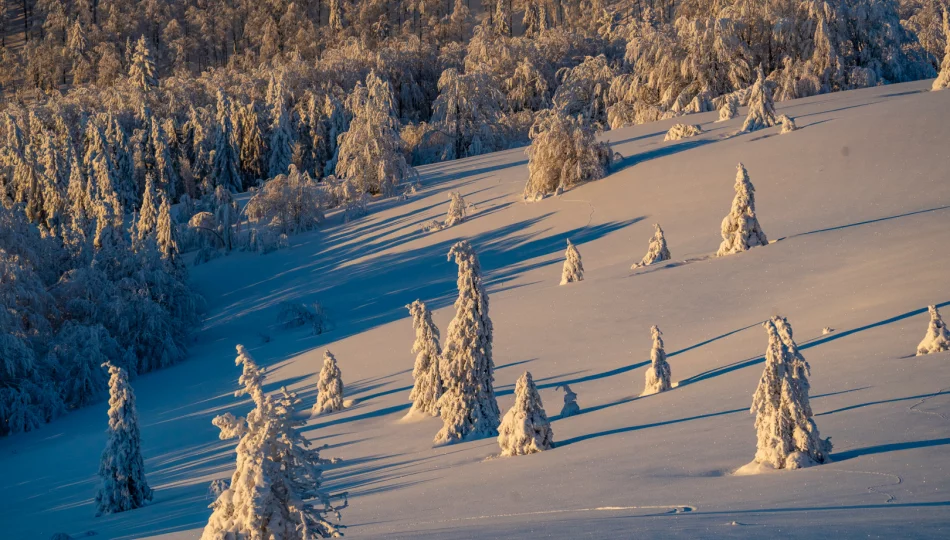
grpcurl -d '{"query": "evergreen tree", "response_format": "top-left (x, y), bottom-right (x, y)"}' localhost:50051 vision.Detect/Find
top-left (238, 101), bottom-right (265, 185)
top-left (156, 193), bottom-right (180, 268)
top-left (497, 371), bottom-right (554, 456)
top-left (560, 239), bottom-right (584, 285)
top-left (523, 110), bottom-right (612, 201)
top-left (751, 317), bottom-right (832, 470)
top-left (128, 36), bottom-right (156, 92)
top-left (204, 345), bottom-right (345, 539)
top-left (717, 163), bottom-right (768, 256)
top-left (407, 300), bottom-right (444, 417)
top-left (444, 191), bottom-right (468, 227)
top-left (312, 350), bottom-right (344, 416)
top-left (742, 66), bottom-right (777, 132)
top-left (95, 362), bottom-right (153, 516)
top-left (917, 305), bottom-right (950, 355)
top-left (934, 11), bottom-right (950, 91)
top-left (435, 241), bottom-right (500, 444)
top-left (211, 90), bottom-right (243, 192)
top-left (267, 76), bottom-right (295, 179)
top-left (134, 174), bottom-right (159, 248)
top-left (641, 325), bottom-right (672, 396)
top-left (718, 95), bottom-right (739, 121)
top-left (633, 223), bottom-right (671, 268)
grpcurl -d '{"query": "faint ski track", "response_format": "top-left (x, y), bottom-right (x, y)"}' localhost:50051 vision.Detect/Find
top-left (830, 469), bottom-right (903, 503)
top-left (908, 386), bottom-right (950, 421)
top-left (557, 196), bottom-right (596, 230)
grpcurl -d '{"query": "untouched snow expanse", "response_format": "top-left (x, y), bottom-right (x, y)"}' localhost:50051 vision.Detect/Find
top-left (3, 81), bottom-right (950, 539)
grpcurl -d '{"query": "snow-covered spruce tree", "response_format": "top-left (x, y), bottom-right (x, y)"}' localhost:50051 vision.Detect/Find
top-left (406, 300), bottom-right (443, 417)
top-left (267, 76), bottom-right (295, 179)
top-left (750, 317), bottom-right (832, 470)
top-left (497, 371), bottom-right (554, 457)
top-left (335, 71), bottom-right (415, 196)
top-left (156, 193), bottom-right (181, 269)
top-left (128, 36), bottom-right (156, 92)
top-left (523, 110), bottom-right (613, 201)
top-left (134, 174), bottom-right (159, 249)
top-left (741, 66), bottom-right (777, 133)
top-left (312, 350), bottom-right (344, 416)
top-left (556, 384), bottom-right (580, 417)
top-left (435, 241), bottom-right (501, 444)
top-left (933, 11), bottom-right (950, 91)
top-left (917, 305), bottom-right (950, 355)
top-left (718, 94), bottom-right (739, 121)
top-left (444, 191), bottom-right (467, 228)
top-left (431, 68), bottom-right (506, 161)
top-left (664, 124), bottom-right (703, 141)
top-left (204, 345), bottom-right (345, 539)
top-left (211, 90), bottom-right (243, 192)
top-left (560, 239), bottom-right (584, 285)
top-left (633, 223), bottom-right (671, 269)
top-left (779, 115), bottom-right (798, 134)
top-left (641, 325), bottom-right (672, 396)
top-left (717, 163), bottom-right (768, 257)
top-left (95, 362), bottom-right (153, 516)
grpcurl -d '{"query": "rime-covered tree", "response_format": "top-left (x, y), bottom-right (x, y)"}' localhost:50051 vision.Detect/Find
top-left (751, 317), bottom-right (832, 470)
top-left (556, 384), bottom-right (580, 417)
top-left (779, 114), bottom-right (798, 134)
top-left (312, 350), bottom-right (344, 416)
top-left (497, 371), bottom-right (554, 456)
top-left (335, 71), bottom-right (415, 196)
top-left (664, 124), bottom-right (703, 141)
top-left (523, 110), bottom-right (612, 201)
top-left (406, 300), bottom-right (443, 417)
top-left (134, 174), bottom-right (159, 249)
top-left (211, 91), bottom-right (242, 192)
top-left (560, 239), bottom-right (584, 285)
top-left (431, 68), bottom-right (506, 160)
top-left (95, 362), bottom-right (153, 516)
top-left (444, 191), bottom-right (467, 227)
top-left (128, 36), bottom-right (156, 92)
top-left (435, 241), bottom-right (500, 444)
top-left (204, 345), bottom-right (345, 539)
top-left (718, 95), bottom-right (739, 121)
top-left (742, 66), bottom-right (777, 132)
top-left (917, 305), bottom-right (950, 355)
top-left (934, 11), bottom-right (950, 90)
top-left (267, 76), bottom-right (295, 179)
top-left (156, 194), bottom-right (181, 269)
top-left (238, 102), bottom-right (265, 185)
top-left (717, 163), bottom-right (768, 256)
top-left (642, 325), bottom-right (672, 396)
top-left (633, 223), bottom-right (671, 268)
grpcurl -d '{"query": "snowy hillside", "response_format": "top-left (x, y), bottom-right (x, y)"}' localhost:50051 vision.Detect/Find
top-left (3, 80), bottom-right (950, 539)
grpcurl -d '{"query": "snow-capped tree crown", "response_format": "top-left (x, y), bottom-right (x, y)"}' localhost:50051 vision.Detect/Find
top-left (313, 350), bottom-right (344, 416)
top-left (560, 239), bottom-right (584, 285)
top-left (717, 163), bottom-right (768, 256)
top-left (407, 300), bottom-right (443, 417)
top-left (642, 325), bottom-right (672, 395)
top-left (498, 371), bottom-right (554, 456)
top-left (634, 223), bottom-right (671, 268)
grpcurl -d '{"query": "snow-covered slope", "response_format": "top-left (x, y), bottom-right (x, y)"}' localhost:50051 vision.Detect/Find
top-left (3, 81), bottom-right (950, 539)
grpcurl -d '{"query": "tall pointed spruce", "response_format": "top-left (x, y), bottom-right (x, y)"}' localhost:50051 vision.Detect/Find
top-left (917, 305), bottom-right (950, 355)
top-left (435, 241), bottom-right (501, 444)
top-left (498, 371), bottom-right (554, 456)
top-left (717, 163), bottom-right (768, 256)
top-left (749, 317), bottom-right (832, 470)
top-left (95, 362), bottom-right (153, 516)
top-left (633, 223), bottom-right (671, 268)
top-left (642, 325), bottom-right (672, 396)
top-left (204, 345), bottom-right (345, 538)
top-left (312, 350), bottom-right (344, 416)
top-left (407, 300), bottom-right (443, 417)
top-left (560, 239), bottom-right (584, 285)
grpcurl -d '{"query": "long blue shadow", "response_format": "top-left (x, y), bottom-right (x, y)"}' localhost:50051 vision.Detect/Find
top-left (832, 438), bottom-right (950, 462)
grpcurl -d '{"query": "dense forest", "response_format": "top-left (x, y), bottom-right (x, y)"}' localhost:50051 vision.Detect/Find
top-left (0, 0), bottom-right (948, 436)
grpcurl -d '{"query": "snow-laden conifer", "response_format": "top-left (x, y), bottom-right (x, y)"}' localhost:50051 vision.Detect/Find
top-left (560, 239), bottom-right (584, 285)
top-left (741, 66), bottom-right (777, 132)
top-left (312, 350), bottom-right (344, 416)
top-left (717, 163), bottom-right (768, 256)
top-left (749, 317), bottom-right (832, 470)
top-left (267, 76), bottom-right (295, 179)
top-left (917, 305), bottom-right (950, 355)
top-left (444, 191), bottom-right (467, 227)
top-left (406, 300), bottom-right (443, 417)
top-left (664, 124), bottom-right (703, 141)
top-left (128, 36), bottom-right (156, 92)
top-left (134, 174), bottom-right (159, 248)
top-left (497, 371), bottom-right (554, 456)
top-left (156, 194), bottom-right (181, 268)
top-left (95, 362), bottom-right (153, 516)
top-left (211, 90), bottom-right (243, 192)
top-left (523, 110), bottom-right (613, 201)
top-left (718, 95), bottom-right (739, 122)
top-left (641, 325), bottom-right (672, 396)
top-left (203, 345), bottom-right (345, 539)
top-left (556, 384), bottom-right (580, 417)
top-left (435, 241), bottom-right (501, 444)
top-left (933, 11), bottom-right (950, 91)
top-left (779, 114), bottom-right (798, 133)
top-left (633, 223), bottom-right (671, 268)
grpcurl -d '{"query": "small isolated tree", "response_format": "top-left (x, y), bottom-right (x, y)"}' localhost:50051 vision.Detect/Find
top-left (556, 384), bottom-right (580, 417)
top-left (435, 241), bottom-right (501, 444)
top-left (497, 371), bottom-right (554, 456)
top-left (779, 115), bottom-right (798, 134)
top-left (718, 95), bottom-right (738, 121)
top-left (741, 66), bottom-right (777, 132)
top-left (717, 163), bottom-right (768, 256)
top-left (750, 317), bottom-right (832, 470)
top-left (444, 192), bottom-right (467, 227)
top-left (560, 239), bottom-right (584, 285)
top-left (664, 124), bottom-right (703, 141)
top-left (523, 111), bottom-right (613, 201)
top-left (204, 345), bottom-right (345, 538)
top-left (641, 326), bottom-right (672, 396)
top-left (407, 300), bottom-right (443, 417)
top-left (633, 224), bottom-right (671, 268)
top-left (313, 350), bottom-right (344, 416)
top-left (917, 305), bottom-right (950, 355)
top-left (95, 362), bottom-right (153, 516)
top-left (933, 11), bottom-right (950, 91)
